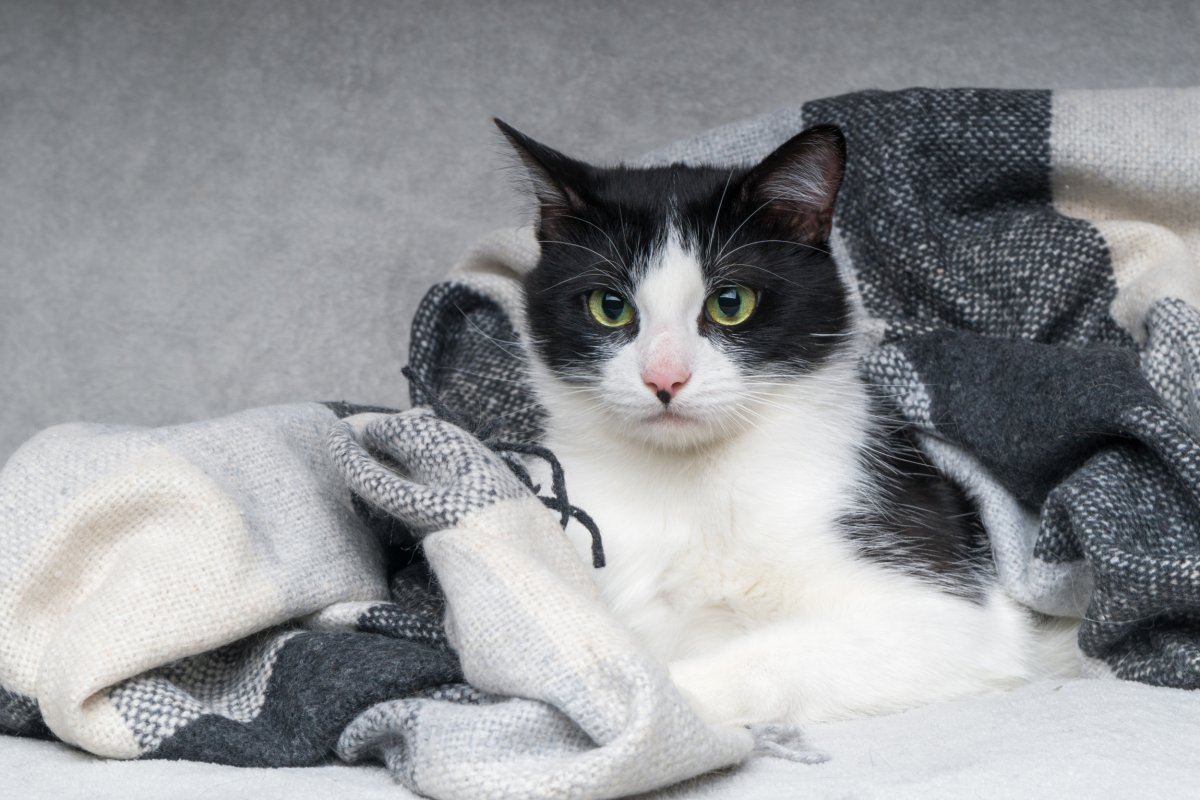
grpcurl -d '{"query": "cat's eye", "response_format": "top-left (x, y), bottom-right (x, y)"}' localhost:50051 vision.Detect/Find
top-left (587, 289), bottom-right (635, 328)
top-left (705, 285), bottom-right (758, 327)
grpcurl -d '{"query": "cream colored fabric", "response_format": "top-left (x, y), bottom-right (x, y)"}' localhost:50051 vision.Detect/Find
top-left (1051, 88), bottom-right (1200, 341)
top-left (0, 404), bottom-right (387, 755)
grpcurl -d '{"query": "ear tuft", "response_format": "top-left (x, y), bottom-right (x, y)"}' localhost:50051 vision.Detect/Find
top-left (494, 119), bottom-right (587, 230)
top-left (742, 124), bottom-right (846, 242)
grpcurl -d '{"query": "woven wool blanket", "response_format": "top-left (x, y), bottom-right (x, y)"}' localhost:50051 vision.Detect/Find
top-left (1, 87), bottom-right (1198, 799)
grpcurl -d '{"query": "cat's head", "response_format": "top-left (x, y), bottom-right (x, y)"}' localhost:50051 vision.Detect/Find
top-left (501, 120), bottom-right (853, 450)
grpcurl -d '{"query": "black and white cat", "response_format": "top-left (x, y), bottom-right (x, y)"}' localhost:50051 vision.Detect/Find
top-left (499, 120), bottom-right (1078, 727)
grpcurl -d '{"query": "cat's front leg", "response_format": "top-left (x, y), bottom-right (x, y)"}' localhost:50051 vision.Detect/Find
top-left (666, 634), bottom-right (869, 728)
top-left (667, 595), bottom-right (1031, 727)
top-left (669, 653), bottom-right (792, 727)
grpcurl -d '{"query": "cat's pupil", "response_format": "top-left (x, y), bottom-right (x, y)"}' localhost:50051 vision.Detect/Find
top-left (601, 293), bottom-right (625, 320)
top-left (717, 288), bottom-right (741, 317)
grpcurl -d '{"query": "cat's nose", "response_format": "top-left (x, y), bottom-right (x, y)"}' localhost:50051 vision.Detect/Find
top-left (643, 368), bottom-right (690, 405)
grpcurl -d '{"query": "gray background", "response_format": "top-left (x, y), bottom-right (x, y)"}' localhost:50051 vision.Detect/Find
top-left (2, 0), bottom-right (1198, 463)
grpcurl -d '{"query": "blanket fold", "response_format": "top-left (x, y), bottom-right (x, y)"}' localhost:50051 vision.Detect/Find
top-left (330, 410), bottom-right (756, 799)
top-left (2, 86), bottom-right (1199, 798)
top-left (0, 403), bottom-right (461, 763)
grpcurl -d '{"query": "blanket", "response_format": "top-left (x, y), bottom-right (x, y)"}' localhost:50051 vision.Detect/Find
top-left (2, 87), bottom-right (1198, 799)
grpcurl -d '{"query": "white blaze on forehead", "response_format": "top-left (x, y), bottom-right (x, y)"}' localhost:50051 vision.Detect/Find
top-left (633, 229), bottom-right (707, 370)
top-left (636, 229), bottom-right (707, 322)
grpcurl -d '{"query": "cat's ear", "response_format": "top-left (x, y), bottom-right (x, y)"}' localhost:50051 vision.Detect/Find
top-left (740, 124), bottom-right (845, 242)
top-left (495, 119), bottom-right (588, 234)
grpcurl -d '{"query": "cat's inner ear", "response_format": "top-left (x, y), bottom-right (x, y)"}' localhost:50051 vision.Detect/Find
top-left (740, 124), bottom-right (846, 243)
top-left (495, 119), bottom-right (588, 236)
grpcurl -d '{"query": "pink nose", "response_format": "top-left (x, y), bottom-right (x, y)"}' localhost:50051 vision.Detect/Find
top-left (643, 368), bottom-right (690, 404)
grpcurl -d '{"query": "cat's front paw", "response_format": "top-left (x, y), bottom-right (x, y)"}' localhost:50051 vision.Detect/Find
top-left (670, 655), bottom-right (795, 727)
top-left (669, 658), bottom-right (751, 727)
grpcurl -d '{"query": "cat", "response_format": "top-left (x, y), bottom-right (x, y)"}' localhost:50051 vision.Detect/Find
top-left (497, 119), bottom-right (1079, 727)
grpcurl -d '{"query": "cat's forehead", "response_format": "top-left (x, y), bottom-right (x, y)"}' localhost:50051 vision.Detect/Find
top-left (635, 230), bottom-right (708, 324)
top-left (568, 164), bottom-right (749, 284)
top-left (587, 164), bottom-right (743, 211)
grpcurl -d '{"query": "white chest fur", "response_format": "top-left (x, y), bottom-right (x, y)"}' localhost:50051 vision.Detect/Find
top-left (541, 362), bottom-right (878, 660)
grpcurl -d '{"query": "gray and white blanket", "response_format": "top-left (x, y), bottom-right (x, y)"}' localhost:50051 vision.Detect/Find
top-left (1, 88), bottom-right (1198, 799)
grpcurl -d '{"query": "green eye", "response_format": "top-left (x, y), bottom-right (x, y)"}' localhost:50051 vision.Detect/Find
top-left (587, 289), bottom-right (635, 327)
top-left (705, 285), bottom-right (757, 326)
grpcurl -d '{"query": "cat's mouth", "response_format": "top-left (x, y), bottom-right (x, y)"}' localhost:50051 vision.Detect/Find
top-left (643, 407), bottom-right (699, 426)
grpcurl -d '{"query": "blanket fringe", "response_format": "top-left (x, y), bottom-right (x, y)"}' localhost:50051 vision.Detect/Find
top-left (400, 366), bottom-right (606, 568)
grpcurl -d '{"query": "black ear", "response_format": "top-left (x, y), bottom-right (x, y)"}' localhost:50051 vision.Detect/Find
top-left (494, 119), bottom-right (588, 234)
top-left (741, 124), bottom-right (846, 242)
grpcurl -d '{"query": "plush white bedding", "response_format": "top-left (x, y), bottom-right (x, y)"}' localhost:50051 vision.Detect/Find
top-left (6, 679), bottom-right (1197, 799)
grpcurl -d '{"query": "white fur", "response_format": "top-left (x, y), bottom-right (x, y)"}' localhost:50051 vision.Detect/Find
top-left (524, 228), bottom-right (1078, 727)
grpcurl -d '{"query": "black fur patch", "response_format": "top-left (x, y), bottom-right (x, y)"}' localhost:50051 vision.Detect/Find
top-left (843, 419), bottom-right (992, 601)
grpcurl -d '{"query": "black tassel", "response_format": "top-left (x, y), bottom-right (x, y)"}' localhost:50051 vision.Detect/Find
top-left (399, 366), bottom-right (606, 568)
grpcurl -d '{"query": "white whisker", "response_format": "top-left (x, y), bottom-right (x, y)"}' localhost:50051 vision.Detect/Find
top-left (707, 170), bottom-right (735, 255)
